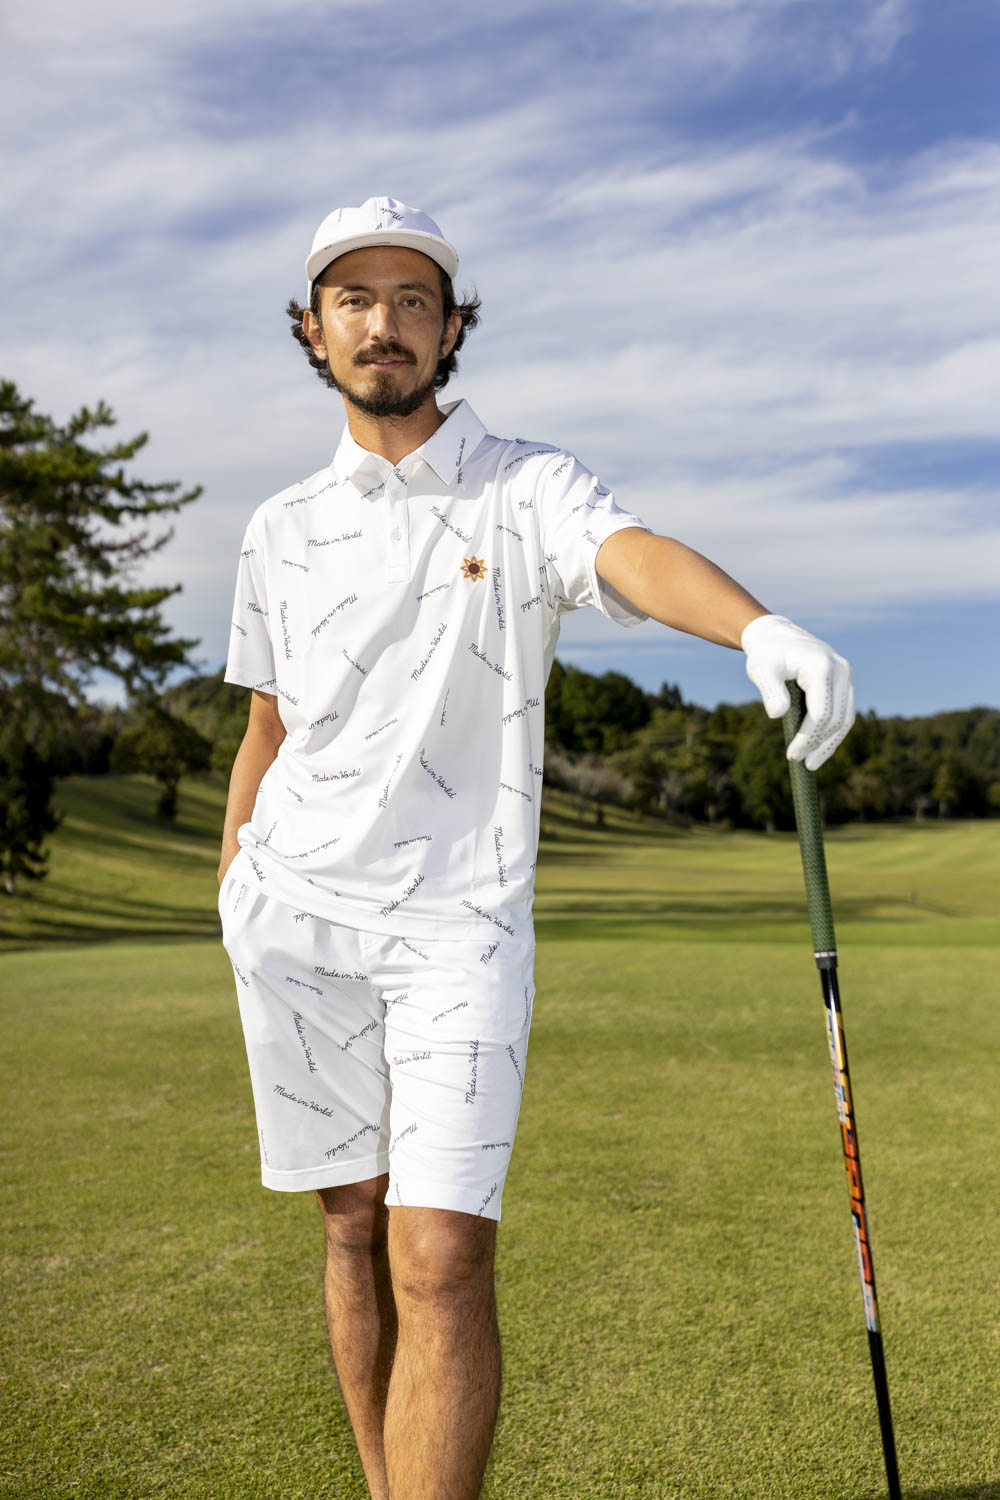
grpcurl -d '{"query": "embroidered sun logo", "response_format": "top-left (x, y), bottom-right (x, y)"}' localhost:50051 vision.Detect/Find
top-left (461, 556), bottom-right (487, 581)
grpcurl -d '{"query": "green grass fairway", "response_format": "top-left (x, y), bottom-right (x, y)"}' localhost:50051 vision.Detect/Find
top-left (2, 776), bottom-right (999, 1497)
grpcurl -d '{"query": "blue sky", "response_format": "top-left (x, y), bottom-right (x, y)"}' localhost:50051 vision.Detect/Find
top-left (3, 0), bottom-right (998, 716)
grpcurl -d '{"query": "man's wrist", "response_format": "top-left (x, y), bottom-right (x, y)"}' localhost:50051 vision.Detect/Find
top-left (739, 610), bottom-right (783, 652)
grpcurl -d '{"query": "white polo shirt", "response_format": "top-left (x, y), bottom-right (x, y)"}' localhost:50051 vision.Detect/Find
top-left (223, 398), bottom-right (649, 936)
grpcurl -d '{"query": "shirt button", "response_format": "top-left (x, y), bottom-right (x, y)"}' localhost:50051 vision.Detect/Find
top-left (392, 527), bottom-right (401, 542)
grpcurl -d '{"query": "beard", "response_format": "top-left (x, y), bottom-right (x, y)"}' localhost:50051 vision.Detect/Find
top-left (333, 343), bottom-right (438, 419)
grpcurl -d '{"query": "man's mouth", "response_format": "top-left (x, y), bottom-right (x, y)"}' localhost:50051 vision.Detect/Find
top-left (359, 352), bottom-right (413, 368)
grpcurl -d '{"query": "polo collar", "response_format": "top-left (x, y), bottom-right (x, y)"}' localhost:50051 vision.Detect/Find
top-left (332, 399), bottom-right (487, 494)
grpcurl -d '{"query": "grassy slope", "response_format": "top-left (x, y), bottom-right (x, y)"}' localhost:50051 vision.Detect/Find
top-left (1, 775), bottom-right (998, 1497)
top-left (0, 774), bottom-right (226, 950)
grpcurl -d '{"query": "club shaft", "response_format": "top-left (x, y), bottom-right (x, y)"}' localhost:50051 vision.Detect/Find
top-left (781, 685), bottom-right (901, 1500)
top-left (821, 964), bottom-right (901, 1499)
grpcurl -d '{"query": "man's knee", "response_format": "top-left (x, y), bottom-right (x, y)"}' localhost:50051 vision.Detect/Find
top-left (388, 1206), bottom-right (497, 1304)
top-left (316, 1174), bottom-right (390, 1254)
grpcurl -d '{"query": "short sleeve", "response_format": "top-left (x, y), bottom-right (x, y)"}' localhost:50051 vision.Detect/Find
top-left (223, 519), bottom-right (278, 690)
top-left (535, 453), bottom-right (651, 626)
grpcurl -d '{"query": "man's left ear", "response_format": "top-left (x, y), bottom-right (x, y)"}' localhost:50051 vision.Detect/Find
top-left (441, 311), bottom-right (462, 358)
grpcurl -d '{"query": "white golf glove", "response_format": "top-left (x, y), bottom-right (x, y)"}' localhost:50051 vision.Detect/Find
top-left (741, 613), bottom-right (855, 771)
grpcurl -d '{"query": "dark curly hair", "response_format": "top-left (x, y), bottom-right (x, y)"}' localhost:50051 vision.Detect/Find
top-left (285, 266), bottom-right (481, 392)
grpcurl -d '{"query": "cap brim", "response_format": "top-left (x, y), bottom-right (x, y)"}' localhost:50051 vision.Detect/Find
top-left (306, 230), bottom-right (458, 294)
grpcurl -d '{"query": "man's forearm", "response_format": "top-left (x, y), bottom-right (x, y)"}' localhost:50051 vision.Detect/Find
top-left (218, 729), bottom-right (283, 881)
top-left (595, 525), bottom-right (854, 769)
top-left (596, 529), bottom-right (768, 647)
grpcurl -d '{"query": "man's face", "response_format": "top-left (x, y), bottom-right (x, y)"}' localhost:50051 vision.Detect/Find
top-left (304, 246), bottom-right (462, 419)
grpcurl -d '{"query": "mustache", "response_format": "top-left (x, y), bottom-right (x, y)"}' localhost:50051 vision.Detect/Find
top-left (355, 342), bottom-right (415, 366)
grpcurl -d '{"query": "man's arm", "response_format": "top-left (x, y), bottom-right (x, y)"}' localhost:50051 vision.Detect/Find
top-left (595, 527), bottom-right (855, 769)
top-left (218, 689), bottom-right (286, 883)
top-left (595, 528), bottom-right (768, 645)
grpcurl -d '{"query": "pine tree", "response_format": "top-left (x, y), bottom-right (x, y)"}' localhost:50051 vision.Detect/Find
top-left (0, 379), bottom-right (201, 893)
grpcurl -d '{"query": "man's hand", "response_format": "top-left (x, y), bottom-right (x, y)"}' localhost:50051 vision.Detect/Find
top-left (741, 614), bottom-right (855, 770)
top-left (218, 689), bottom-right (286, 885)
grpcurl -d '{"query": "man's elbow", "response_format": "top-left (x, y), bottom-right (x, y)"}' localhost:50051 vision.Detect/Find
top-left (246, 688), bottom-right (286, 748)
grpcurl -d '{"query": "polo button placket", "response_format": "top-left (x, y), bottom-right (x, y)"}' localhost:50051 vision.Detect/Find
top-left (385, 463), bottom-right (410, 584)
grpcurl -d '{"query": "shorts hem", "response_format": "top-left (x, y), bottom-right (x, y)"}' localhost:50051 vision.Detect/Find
top-left (388, 1176), bottom-right (506, 1222)
top-left (260, 1151), bottom-right (390, 1193)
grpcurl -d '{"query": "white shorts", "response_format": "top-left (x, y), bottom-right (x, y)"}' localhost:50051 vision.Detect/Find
top-left (217, 846), bottom-right (535, 1221)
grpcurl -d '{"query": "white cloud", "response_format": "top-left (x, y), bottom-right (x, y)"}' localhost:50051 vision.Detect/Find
top-left (857, 0), bottom-right (911, 65)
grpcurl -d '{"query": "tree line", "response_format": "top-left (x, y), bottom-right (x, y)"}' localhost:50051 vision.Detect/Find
top-left (2, 378), bottom-right (996, 895)
top-left (25, 654), bottom-right (1000, 857)
top-left (543, 660), bottom-right (999, 830)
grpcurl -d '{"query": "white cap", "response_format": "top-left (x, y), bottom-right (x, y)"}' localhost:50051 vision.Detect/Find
top-left (305, 197), bottom-right (459, 301)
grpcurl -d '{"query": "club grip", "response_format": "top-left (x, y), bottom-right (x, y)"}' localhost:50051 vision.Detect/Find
top-left (781, 682), bottom-right (837, 958)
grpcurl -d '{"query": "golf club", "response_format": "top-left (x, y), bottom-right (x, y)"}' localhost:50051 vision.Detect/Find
top-left (781, 682), bottom-right (902, 1500)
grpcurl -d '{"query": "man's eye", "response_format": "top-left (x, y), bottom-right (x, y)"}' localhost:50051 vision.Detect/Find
top-left (403, 297), bottom-right (423, 308)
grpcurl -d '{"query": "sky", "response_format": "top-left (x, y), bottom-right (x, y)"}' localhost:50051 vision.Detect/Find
top-left (3, 0), bottom-right (998, 717)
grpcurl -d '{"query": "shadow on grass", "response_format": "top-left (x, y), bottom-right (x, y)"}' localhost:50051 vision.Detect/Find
top-left (535, 895), bottom-right (822, 923)
top-left (532, 893), bottom-right (949, 942)
top-left (55, 801), bottom-right (218, 856)
top-left (0, 883), bottom-right (224, 952)
top-left (0, 920), bottom-right (225, 954)
top-left (540, 816), bottom-right (688, 845)
top-left (889, 1485), bottom-right (1000, 1500)
top-left (2, 889), bottom-right (947, 954)
top-left (540, 802), bottom-right (994, 853)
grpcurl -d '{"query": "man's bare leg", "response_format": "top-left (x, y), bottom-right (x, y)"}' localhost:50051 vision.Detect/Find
top-left (316, 1176), bottom-right (396, 1500)
top-left (383, 1206), bottom-right (501, 1500)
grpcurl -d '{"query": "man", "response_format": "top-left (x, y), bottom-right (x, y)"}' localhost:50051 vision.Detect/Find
top-left (217, 196), bottom-right (854, 1500)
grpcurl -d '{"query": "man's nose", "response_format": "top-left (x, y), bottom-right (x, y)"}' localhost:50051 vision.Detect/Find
top-left (366, 299), bottom-right (399, 342)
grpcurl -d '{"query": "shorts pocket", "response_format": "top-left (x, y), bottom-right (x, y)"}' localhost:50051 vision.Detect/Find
top-left (218, 846), bottom-right (248, 915)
